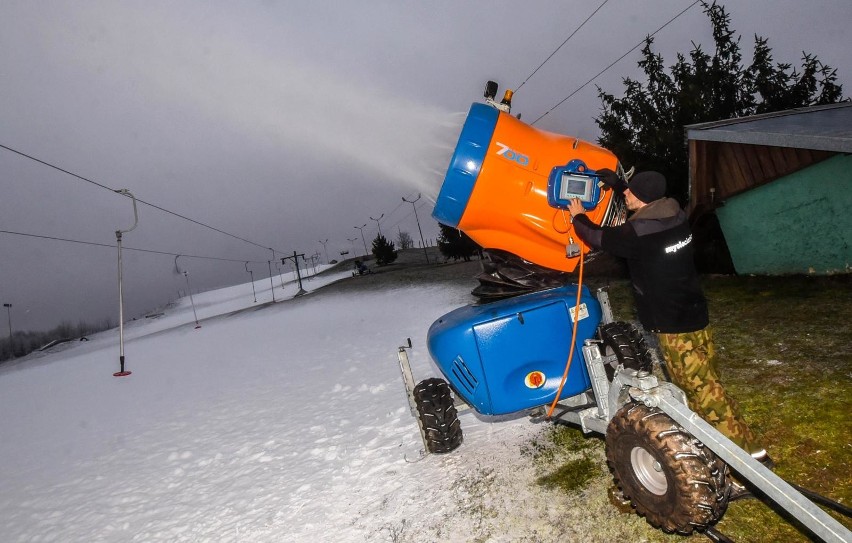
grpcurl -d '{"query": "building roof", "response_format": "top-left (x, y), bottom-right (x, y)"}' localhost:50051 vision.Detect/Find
top-left (686, 101), bottom-right (852, 154)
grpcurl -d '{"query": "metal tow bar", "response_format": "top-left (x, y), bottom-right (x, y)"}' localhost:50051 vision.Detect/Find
top-left (632, 385), bottom-right (851, 543)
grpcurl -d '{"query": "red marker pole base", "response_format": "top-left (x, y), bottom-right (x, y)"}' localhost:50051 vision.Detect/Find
top-left (113, 355), bottom-right (131, 377)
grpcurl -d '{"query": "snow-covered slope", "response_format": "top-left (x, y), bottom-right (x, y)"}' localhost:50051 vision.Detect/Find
top-left (0, 267), bottom-right (660, 542)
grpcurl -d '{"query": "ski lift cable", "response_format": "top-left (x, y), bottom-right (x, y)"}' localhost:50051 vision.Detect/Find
top-left (0, 229), bottom-right (267, 264)
top-left (0, 143), bottom-right (288, 255)
top-left (530, 0), bottom-right (700, 125)
top-left (514, 0), bottom-right (611, 95)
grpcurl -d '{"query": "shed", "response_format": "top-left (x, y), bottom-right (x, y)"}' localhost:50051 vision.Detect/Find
top-left (686, 102), bottom-right (852, 275)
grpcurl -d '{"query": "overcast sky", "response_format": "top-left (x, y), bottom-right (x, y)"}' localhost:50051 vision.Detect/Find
top-left (2, 0), bottom-right (850, 333)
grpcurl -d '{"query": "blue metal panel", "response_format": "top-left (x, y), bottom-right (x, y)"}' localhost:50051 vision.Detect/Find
top-left (427, 285), bottom-right (602, 416)
top-left (431, 103), bottom-right (499, 227)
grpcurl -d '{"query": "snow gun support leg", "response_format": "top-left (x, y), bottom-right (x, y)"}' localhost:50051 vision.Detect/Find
top-left (398, 338), bottom-right (469, 458)
top-left (397, 338), bottom-right (429, 456)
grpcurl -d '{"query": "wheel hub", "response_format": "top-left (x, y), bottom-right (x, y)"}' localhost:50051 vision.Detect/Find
top-left (630, 446), bottom-right (668, 495)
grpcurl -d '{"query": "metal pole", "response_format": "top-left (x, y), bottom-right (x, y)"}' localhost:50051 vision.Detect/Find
top-left (370, 214), bottom-right (384, 238)
top-left (347, 237), bottom-right (358, 257)
top-left (283, 252), bottom-right (306, 295)
top-left (117, 231), bottom-right (126, 369)
top-left (268, 249), bottom-right (276, 302)
top-left (319, 239), bottom-right (329, 264)
top-left (403, 193), bottom-right (429, 264)
top-left (294, 253), bottom-right (304, 293)
top-left (245, 262), bottom-right (257, 303)
top-left (354, 224), bottom-right (368, 256)
top-left (273, 249), bottom-right (286, 288)
top-left (3, 303), bottom-right (12, 358)
top-left (113, 189), bottom-right (138, 377)
top-left (276, 262), bottom-right (285, 289)
top-left (183, 271), bottom-right (201, 328)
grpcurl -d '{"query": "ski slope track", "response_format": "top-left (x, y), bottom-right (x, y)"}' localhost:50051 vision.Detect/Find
top-left (0, 264), bottom-right (660, 542)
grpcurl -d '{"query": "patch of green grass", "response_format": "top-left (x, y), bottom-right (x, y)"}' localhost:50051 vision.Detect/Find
top-left (521, 423), bottom-right (597, 464)
top-left (536, 456), bottom-right (597, 492)
top-left (524, 424), bottom-right (606, 498)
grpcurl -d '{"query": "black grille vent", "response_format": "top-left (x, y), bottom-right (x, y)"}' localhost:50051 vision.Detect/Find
top-left (451, 355), bottom-right (478, 394)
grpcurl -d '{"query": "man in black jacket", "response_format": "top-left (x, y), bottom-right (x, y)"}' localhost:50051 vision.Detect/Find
top-left (568, 170), bottom-right (772, 466)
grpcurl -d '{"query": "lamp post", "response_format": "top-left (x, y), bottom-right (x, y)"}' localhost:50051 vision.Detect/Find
top-left (319, 239), bottom-right (329, 264)
top-left (354, 224), bottom-right (368, 256)
top-left (245, 262), bottom-right (257, 303)
top-left (402, 193), bottom-right (429, 264)
top-left (114, 189), bottom-right (138, 377)
top-left (370, 213), bottom-right (384, 238)
top-left (3, 303), bottom-right (12, 359)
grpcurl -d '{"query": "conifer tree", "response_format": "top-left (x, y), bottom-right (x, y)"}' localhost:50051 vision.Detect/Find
top-left (596, 1), bottom-right (844, 205)
top-left (437, 224), bottom-right (480, 262)
top-left (371, 234), bottom-right (398, 266)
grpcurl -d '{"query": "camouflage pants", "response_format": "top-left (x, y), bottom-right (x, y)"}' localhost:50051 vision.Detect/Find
top-left (656, 327), bottom-right (760, 453)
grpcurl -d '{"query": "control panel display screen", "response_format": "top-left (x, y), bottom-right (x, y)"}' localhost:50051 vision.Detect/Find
top-left (559, 174), bottom-right (594, 202)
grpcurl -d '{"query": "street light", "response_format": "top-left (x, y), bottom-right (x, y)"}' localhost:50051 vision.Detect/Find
top-left (402, 193), bottom-right (429, 264)
top-left (113, 189), bottom-right (138, 377)
top-left (3, 303), bottom-right (12, 359)
top-left (354, 224), bottom-right (368, 256)
top-left (370, 214), bottom-right (384, 238)
top-left (319, 239), bottom-right (329, 264)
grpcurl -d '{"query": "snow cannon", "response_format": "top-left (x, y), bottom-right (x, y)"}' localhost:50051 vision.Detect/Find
top-left (433, 81), bottom-right (627, 297)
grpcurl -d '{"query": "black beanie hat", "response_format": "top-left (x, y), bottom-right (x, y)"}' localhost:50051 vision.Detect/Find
top-left (628, 171), bottom-right (666, 203)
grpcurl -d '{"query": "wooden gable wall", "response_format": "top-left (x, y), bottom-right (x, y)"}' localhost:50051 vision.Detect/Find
top-left (688, 139), bottom-right (835, 214)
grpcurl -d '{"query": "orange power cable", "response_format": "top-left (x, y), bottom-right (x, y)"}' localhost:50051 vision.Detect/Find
top-left (546, 237), bottom-right (586, 419)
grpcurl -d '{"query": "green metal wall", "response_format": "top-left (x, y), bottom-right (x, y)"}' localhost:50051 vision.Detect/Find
top-left (716, 154), bottom-right (852, 275)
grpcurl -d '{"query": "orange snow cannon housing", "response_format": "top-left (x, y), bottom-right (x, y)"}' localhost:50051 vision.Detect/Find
top-left (433, 101), bottom-right (625, 273)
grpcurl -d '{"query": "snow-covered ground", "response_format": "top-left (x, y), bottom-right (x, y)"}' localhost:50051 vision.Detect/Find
top-left (0, 266), bottom-right (659, 542)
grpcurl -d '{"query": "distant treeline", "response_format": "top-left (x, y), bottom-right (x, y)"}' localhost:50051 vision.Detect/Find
top-left (0, 318), bottom-right (114, 362)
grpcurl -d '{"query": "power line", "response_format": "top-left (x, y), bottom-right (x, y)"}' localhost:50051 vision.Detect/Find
top-left (530, 0), bottom-right (700, 125)
top-left (1, 144), bottom-right (435, 260)
top-left (0, 229), bottom-right (267, 264)
top-left (378, 190), bottom-right (421, 231)
top-left (382, 199), bottom-right (433, 238)
top-left (514, 0), bottom-right (611, 94)
top-left (0, 143), bottom-right (287, 254)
